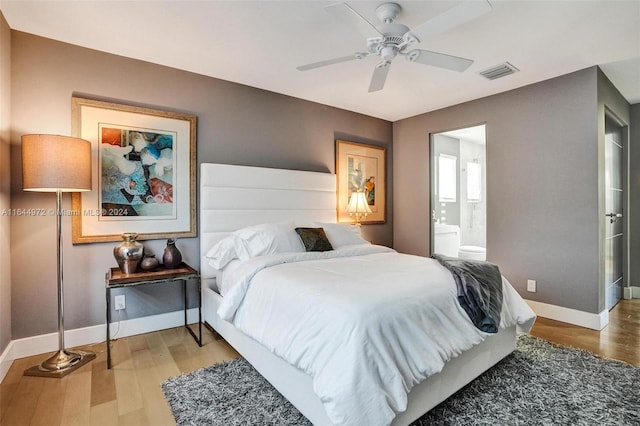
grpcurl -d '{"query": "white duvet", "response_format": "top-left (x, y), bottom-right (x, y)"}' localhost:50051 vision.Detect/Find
top-left (218, 245), bottom-right (536, 426)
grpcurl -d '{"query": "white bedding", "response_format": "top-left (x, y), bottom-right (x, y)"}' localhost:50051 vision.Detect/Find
top-left (218, 245), bottom-right (536, 426)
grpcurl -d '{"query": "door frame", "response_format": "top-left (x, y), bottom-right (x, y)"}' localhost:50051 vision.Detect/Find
top-left (429, 122), bottom-right (487, 256)
top-left (602, 107), bottom-right (630, 306)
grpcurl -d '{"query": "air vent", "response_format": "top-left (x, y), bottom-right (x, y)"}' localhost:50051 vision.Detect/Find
top-left (479, 62), bottom-right (519, 80)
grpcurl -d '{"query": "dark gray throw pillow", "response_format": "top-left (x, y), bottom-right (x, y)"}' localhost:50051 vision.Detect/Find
top-left (295, 227), bottom-right (334, 252)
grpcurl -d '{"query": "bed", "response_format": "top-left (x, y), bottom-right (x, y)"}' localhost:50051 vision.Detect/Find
top-left (200, 163), bottom-right (535, 426)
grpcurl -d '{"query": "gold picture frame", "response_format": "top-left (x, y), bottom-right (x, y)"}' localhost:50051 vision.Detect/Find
top-left (71, 97), bottom-right (197, 244)
top-left (336, 140), bottom-right (386, 224)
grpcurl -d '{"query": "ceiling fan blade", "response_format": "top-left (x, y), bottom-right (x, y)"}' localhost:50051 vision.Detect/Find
top-left (325, 2), bottom-right (382, 39)
top-left (407, 0), bottom-right (492, 43)
top-left (408, 49), bottom-right (473, 72)
top-left (297, 54), bottom-right (361, 71)
top-left (368, 63), bottom-right (391, 92)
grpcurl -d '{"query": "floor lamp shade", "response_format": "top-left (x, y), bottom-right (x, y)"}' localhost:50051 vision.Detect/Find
top-left (22, 134), bottom-right (92, 192)
top-left (21, 134), bottom-right (94, 378)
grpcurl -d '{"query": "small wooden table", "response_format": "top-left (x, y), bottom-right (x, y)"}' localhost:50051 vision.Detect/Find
top-left (105, 263), bottom-right (202, 369)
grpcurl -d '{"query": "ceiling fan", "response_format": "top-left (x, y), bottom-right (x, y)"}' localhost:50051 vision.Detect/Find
top-left (297, 1), bottom-right (492, 92)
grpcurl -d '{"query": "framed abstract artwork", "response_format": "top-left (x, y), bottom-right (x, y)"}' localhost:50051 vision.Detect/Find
top-left (71, 97), bottom-right (197, 244)
top-left (336, 140), bottom-right (386, 224)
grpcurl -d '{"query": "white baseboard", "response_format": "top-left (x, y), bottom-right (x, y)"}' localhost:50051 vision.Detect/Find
top-left (525, 299), bottom-right (609, 330)
top-left (0, 340), bottom-right (15, 382)
top-left (623, 286), bottom-right (640, 299)
top-left (0, 308), bottom-right (199, 383)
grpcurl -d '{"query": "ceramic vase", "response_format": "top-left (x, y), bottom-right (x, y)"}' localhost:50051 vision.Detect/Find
top-left (140, 254), bottom-right (160, 272)
top-left (163, 239), bottom-right (182, 269)
top-left (113, 233), bottom-right (143, 274)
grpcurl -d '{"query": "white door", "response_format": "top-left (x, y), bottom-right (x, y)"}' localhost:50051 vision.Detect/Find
top-left (604, 115), bottom-right (624, 310)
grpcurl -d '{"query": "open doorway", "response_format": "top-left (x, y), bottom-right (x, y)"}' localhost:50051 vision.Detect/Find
top-left (430, 124), bottom-right (486, 260)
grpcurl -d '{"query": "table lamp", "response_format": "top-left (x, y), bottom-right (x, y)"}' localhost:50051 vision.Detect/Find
top-left (346, 190), bottom-right (372, 226)
top-left (22, 134), bottom-right (96, 377)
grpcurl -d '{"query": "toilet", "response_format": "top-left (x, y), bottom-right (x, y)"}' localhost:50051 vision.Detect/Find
top-left (458, 245), bottom-right (486, 261)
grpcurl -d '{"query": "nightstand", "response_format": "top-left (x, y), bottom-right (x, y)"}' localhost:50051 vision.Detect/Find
top-left (105, 263), bottom-right (202, 369)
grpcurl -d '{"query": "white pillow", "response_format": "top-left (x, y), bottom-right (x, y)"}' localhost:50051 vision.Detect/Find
top-left (233, 226), bottom-right (277, 260)
top-left (313, 222), bottom-right (370, 248)
top-left (205, 235), bottom-right (240, 269)
top-left (205, 221), bottom-right (304, 270)
top-left (234, 221), bottom-right (304, 256)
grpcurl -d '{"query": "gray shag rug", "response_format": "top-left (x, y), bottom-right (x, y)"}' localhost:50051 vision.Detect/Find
top-left (162, 335), bottom-right (639, 425)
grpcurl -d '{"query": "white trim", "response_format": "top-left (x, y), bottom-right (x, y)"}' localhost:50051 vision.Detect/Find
top-left (107, 308), bottom-right (199, 341)
top-left (0, 340), bottom-right (15, 382)
top-left (623, 286), bottom-right (640, 299)
top-left (0, 308), bottom-right (198, 383)
top-left (525, 299), bottom-right (609, 330)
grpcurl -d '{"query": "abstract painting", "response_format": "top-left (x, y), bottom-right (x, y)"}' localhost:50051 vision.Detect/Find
top-left (71, 97), bottom-right (197, 243)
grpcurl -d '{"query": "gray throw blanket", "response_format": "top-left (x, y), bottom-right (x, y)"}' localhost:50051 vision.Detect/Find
top-left (432, 254), bottom-right (503, 333)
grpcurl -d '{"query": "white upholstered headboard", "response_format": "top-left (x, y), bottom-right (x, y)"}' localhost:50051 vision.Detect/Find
top-left (200, 163), bottom-right (337, 280)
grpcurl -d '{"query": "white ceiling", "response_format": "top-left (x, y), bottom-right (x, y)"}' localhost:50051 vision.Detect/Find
top-left (1, 0), bottom-right (639, 121)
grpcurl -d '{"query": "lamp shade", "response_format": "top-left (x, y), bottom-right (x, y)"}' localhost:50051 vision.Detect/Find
top-left (346, 191), bottom-right (372, 214)
top-left (22, 134), bottom-right (92, 192)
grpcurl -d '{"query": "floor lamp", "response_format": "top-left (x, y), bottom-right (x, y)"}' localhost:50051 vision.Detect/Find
top-left (22, 134), bottom-right (96, 378)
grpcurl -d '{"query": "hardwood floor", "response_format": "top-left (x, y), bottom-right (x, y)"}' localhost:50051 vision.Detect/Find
top-left (1, 299), bottom-right (638, 425)
top-left (530, 298), bottom-right (640, 367)
top-left (0, 326), bottom-right (240, 426)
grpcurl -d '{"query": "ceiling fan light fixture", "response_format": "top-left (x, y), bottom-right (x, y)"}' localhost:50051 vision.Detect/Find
top-left (380, 45), bottom-right (398, 62)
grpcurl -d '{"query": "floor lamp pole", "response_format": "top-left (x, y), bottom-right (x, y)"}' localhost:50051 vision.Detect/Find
top-left (56, 190), bottom-right (65, 354)
top-left (24, 191), bottom-right (96, 378)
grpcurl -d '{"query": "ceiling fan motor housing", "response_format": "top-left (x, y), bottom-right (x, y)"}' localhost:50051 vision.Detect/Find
top-left (377, 23), bottom-right (410, 40)
top-left (368, 24), bottom-right (410, 58)
top-left (369, 3), bottom-right (411, 61)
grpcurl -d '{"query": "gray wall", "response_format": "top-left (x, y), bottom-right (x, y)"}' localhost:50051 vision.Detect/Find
top-left (394, 67), bottom-right (630, 315)
top-left (630, 103), bottom-right (640, 287)
top-left (9, 31), bottom-right (392, 339)
top-left (0, 12), bottom-right (12, 353)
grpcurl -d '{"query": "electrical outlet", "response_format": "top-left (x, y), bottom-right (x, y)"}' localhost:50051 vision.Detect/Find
top-left (527, 279), bottom-right (537, 293)
top-left (115, 295), bottom-right (126, 310)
